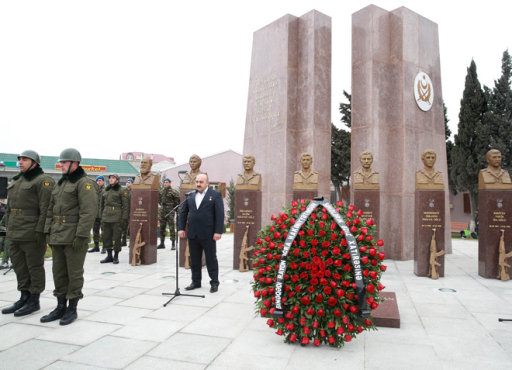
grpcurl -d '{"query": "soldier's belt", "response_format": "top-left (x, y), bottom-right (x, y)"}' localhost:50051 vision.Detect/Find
top-left (53, 215), bottom-right (79, 223)
top-left (9, 208), bottom-right (39, 216)
top-left (107, 206), bottom-right (116, 211)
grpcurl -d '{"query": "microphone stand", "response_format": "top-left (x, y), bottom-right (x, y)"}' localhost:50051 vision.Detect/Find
top-left (162, 191), bottom-right (205, 306)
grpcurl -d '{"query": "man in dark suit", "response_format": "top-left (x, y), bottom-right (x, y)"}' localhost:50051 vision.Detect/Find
top-left (178, 174), bottom-right (224, 293)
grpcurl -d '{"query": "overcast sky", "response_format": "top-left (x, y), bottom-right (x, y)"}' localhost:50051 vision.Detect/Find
top-left (0, 0), bottom-right (510, 164)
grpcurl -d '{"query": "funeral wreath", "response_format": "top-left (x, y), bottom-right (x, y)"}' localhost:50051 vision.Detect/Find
top-left (251, 198), bottom-right (386, 347)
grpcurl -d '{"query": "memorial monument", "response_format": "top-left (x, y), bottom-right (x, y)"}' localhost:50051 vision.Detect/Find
top-left (351, 5), bottom-right (450, 260)
top-left (352, 151), bottom-right (380, 235)
top-left (234, 155), bottom-right (261, 270)
top-left (129, 157), bottom-right (160, 265)
top-left (293, 152), bottom-right (318, 200)
top-left (477, 149), bottom-right (512, 278)
top-left (243, 10), bottom-right (331, 227)
top-left (414, 149), bottom-right (445, 277)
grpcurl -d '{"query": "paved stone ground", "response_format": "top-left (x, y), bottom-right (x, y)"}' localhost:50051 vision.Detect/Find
top-left (1, 235), bottom-right (511, 369)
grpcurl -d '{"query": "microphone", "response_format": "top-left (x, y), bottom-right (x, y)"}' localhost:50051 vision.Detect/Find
top-left (185, 190), bottom-right (196, 196)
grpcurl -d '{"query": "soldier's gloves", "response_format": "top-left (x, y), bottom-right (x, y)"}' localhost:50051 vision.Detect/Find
top-left (35, 232), bottom-right (46, 247)
top-left (72, 236), bottom-right (89, 252)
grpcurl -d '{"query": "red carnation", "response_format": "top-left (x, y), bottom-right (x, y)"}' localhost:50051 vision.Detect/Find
top-left (291, 200), bottom-right (298, 207)
top-left (377, 283), bottom-right (385, 291)
top-left (300, 296), bottom-right (311, 305)
top-left (350, 226), bottom-right (357, 233)
top-left (300, 317), bottom-right (306, 325)
top-left (307, 229), bottom-right (314, 236)
top-left (344, 334), bottom-right (352, 342)
top-left (336, 200), bottom-right (344, 206)
top-left (314, 338), bottom-right (321, 346)
top-left (366, 284), bottom-right (375, 293)
top-left (276, 329), bottom-right (283, 336)
top-left (307, 307), bottom-right (315, 316)
top-left (301, 337), bottom-right (310, 345)
top-left (334, 309), bottom-right (342, 317)
top-left (267, 319), bottom-right (274, 327)
top-left (356, 209), bottom-right (363, 217)
top-left (379, 252), bottom-right (385, 260)
top-left (289, 333), bottom-right (297, 342)
top-left (303, 326), bottom-right (311, 335)
top-left (336, 289), bottom-right (345, 297)
top-left (311, 213), bottom-right (317, 220)
top-left (380, 265), bottom-right (387, 271)
top-left (377, 239), bottom-right (384, 247)
top-left (361, 256), bottom-right (369, 264)
top-left (260, 308), bottom-right (267, 316)
top-left (348, 205), bottom-right (355, 211)
top-left (366, 218), bottom-right (374, 226)
top-left (369, 248), bottom-right (377, 257)
top-left (346, 211), bottom-right (353, 219)
top-left (342, 316), bottom-right (349, 324)
top-left (318, 230), bottom-right (326, 237)
top-left (312, 321), bottom-right (319, 328)
top-left (353, 218), bottom-right (360, 225)
top-left (315, 294), bottom-right (324, 303)
top-left (361, 227), bottom-right (368, 235)
top-left (320, 330), bottom-right (326, 337)
top-left (327, 297), bottom-right (337, 306)
top-left (316, 308), bottom-right (325, 317)
top-left (328, 336), bottom-right (336, 344)
top-left (337, 326), bottom-right (345, 335)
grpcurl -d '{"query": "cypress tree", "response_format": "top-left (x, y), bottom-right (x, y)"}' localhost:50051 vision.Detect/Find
top-left (331, 91), bottom-right (352, 201)
top-left (451, 60), bottom-right (488, 227)
top-left (484, 50), bottom-right (512, 170)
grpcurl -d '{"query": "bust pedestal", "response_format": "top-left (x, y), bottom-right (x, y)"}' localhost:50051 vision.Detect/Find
top-left (353, 188), bottom-right (380, 239)
top-left (478, 189), bottom-right (512, 278)
top-left (128, 188), bottom-right (158, 265)
top-left (414, 190), bottom-right (445, 277)
top-left (234, 190), bottom-right (261, 270)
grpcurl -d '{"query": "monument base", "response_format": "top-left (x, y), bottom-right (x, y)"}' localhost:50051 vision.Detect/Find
top-left (478, 189), bottom-right (512, 279)
top-left (234, 190), bottom-right (262, 270)
top-left (353, 189), bottom-right (380, 238)
top-left (372, 291), bottom-right (400, 328)
top-left (129, 189), bottom-right (158, 265)
top-left (414, 190), bottom-right (445, 277)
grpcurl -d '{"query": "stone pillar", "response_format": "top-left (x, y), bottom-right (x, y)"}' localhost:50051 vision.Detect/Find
top-left (478, 189), bottom-right (512, 278)
top-left (243, 10), bottom-right (331, 227)
top-left (414, 190), bottom-right (445, 277)
top-left (351, 5), bottom-right (451, 260)
top-left (129, 189), bottom-right (158, 265)
top-left (233, 190), bottom-right (261, 270)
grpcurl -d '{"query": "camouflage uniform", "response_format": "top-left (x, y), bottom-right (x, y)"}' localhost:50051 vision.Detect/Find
top-left (121, 183), bottom-right (132, 246)
top-left (2, 159), bottom-right (55, 317)
top-left (158, 185), bottom-right (180, 248)
top-left (100, 179), bottom-right (128, 263)
top-left (91, 176), bottom-right (104, 252)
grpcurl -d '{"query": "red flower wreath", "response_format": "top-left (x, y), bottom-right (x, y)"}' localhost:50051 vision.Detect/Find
top-left (251, 198), bottom-right (386, 347)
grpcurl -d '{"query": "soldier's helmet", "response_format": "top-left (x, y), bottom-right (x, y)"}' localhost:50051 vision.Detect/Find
top-left (18, 150), bottom-right (40, 164)
top-left (109, 173), bottom-right (120, 181)
top-left (59, 148), bottom-right (82, 162)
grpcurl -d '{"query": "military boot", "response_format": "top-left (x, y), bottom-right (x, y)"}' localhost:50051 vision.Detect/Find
top-left (2, 291), bottom-right (30, 314)
top-left (40, 297), bottom-right (67, 323)
top-left (113, 251), bottom-right (119, 264)
top-left (100, 249), bottom-right (114, 263)
top-left (157, 239), bottom-right (165, 249)
top-left (88, 242), bottom-right (100, 253)
top-left (14, 293), bottom-right (40, 317)
top-left (59, 298), bottom-right (78, 325)
top-left (171, 240), bottom-right (176, 251)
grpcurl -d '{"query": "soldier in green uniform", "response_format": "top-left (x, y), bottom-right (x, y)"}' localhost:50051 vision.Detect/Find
top-left (100, 173), bottom-right (128, 264)
top-left (88, 175), bottom-right (105, 253)
top-left (1, 150), bottom-right (54, 317)
top-left (158, 178), bottom-right (180, 250)
top-left (41, 148), bottom-right (97, 326)
top-left (121, 178), bottom-right (133, 246)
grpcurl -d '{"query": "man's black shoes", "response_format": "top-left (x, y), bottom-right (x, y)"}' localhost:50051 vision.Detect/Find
top-left (210, 286), bottom-right (218, 293)
top-left (185, 283), bottom-right (201, 291)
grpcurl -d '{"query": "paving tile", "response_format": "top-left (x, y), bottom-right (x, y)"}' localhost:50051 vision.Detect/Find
top-left (149, 332), bottom-right (230, 364)
top-left (111, 317), bottom-right (184, 341)
top-left (0, 322), bottom-right (51, 350)
top-left (125, 356), bottom-right (206, 370)
top-left (86, 305), bottom-right (152, 325)
top-left (0, 339), bottom-right (79, 370)
top-left (63, 336), bottom-right (157, 369)
top-left (37, 319), bottom-right (121, 345)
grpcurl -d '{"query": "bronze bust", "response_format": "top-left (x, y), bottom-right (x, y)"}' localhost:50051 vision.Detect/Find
top-left (181, 154), bottom-right (206, 190)
top-left (478, 149), bottom-right (512, 189)
top-left (293, 153), bottom-right (318, 190)
top-left (133, 157), bottom-right (160, 189)
top-left (415, 149), bottom-right (444, 190)
top-left (353, 151), bottom-right (379, 190)
top-left (236, 155), bottom-right (261, 190)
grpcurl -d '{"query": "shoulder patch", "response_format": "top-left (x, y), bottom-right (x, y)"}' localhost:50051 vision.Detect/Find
top-left (43, 181), bottom-right (51, 187)
top-left (85, 183), bottom-right (92, 190)
top-left (124, 191), bottom-right (128, 196)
